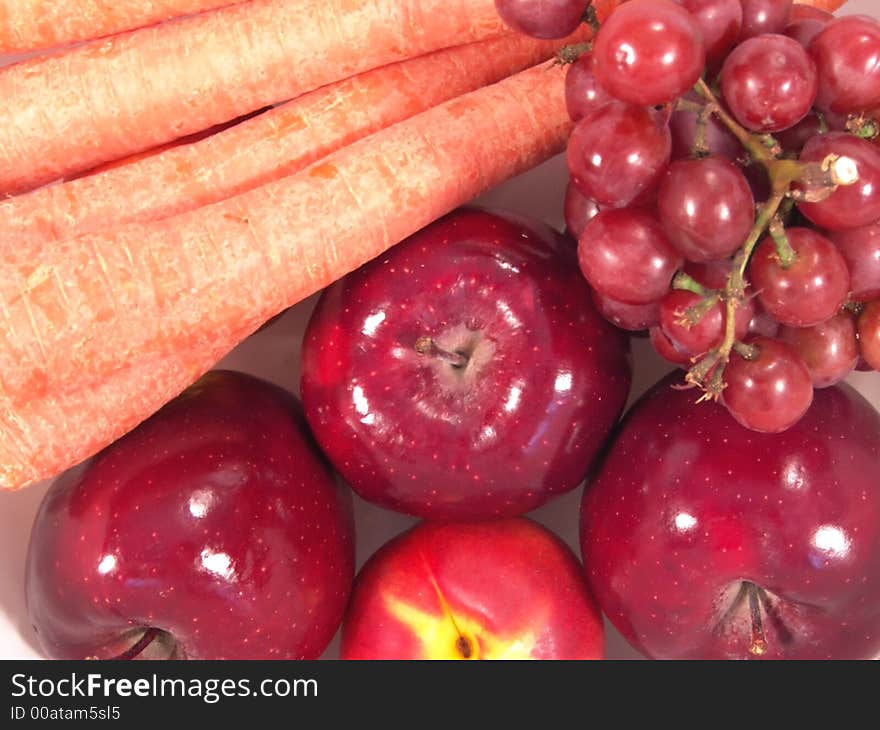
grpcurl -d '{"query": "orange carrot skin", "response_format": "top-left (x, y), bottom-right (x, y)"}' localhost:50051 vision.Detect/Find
top-left (64, 107), bottom-right (272, 181)
top-left (0, 31), bottom-right (581, 246)
top-left (0, 1), bottom-right (239, 54)
top-left (0, 0), bottom-right (508, 195)
top-left (0, 0), bottom-right (827, 54)
top-left (0, 61), bottom-right (573, 491)
top-left (794, 0), bottom-right (846, 12)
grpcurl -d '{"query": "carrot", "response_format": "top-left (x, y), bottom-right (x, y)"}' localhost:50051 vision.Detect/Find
top-left (64, 107), bottom-right (272, 181)
top-left (793, 0), bottom-right (846, 12)
top-left (0, 0), bottom-right (508, 195)
top-left (0, 60), bottom-right (574, 491)
top-left (0, 31), bottom-right (582, 246)
top-left (0, 1), bottom-right (240, 54)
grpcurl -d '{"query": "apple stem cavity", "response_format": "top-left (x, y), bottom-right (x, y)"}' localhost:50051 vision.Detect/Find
top-left (108, 627), bottom-right (162, 661)
top-left (455, 635), bottom-right (474, 659)
top-left (715, 581), bottom-right (781, 658)
top-left (747, 584), bottom-right (768, 657)
top-left (414, 336), bottom-right (470, 370)
top-left (96, 627), bottom-right (182, 661)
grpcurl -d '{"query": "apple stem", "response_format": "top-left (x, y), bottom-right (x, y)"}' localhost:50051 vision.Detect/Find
top-left (747, 584), bottom-right (767, 657)
top-left (110, 628), bottom-right (161, 660)
top-left (414, 337), bottom-right (469, 369)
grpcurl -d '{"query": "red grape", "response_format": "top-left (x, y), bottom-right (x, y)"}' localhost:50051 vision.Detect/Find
top-left (684, 258), bottom-right (736, 289)
top-left (672, 0), bottom-right (742, 63)
top-left (591, 0), bottom-right (706, 106)
top-left (809, 15), bottom-right (880, 116)
top-left (749, 227), bottom-right (850, 327)
top-left (592, 290), bottom-right (661, 331)
top-left (738, 0), bottom-right (793, 41)
top-left (785, 18), bottom-right (827, 48)
top-left (650, 325), bottom-right (692, 366)
top-left (797, 133), bottom-right (880, 230)
top-left (829, 222), bottom-right (880, 301)
top-left (567, 102), bottom-right (672, 207)
top-left (858, 300), bottom-right (880, 371)
top-left (565, 53), bottom-right (614, 122)
top-left (578, 208), bottom-right (683, 304)
top-left (657, 157), bottom-right (755, 261)
top-left (779, 312), bottom-right (859, 387)
top-left (564, 182), bottom-right (601, 239)
top-left (774, 112), bottom-right (823, 153)
top-left (494, 0), bottom-right (589, 39)
top-left (722, 337), bottom-right (813, 433)
top-left (720, 34), bottom-right (817, 133)
top-left (669, 95), bottom-right (742, 161)
top-left (741, 160), bottom-right (772, 203)
top-left (659, 289), bottom-right (752, 357)
top-left (748, 301), bottom-right (781, 338)
top-left (819, 107), bottom-right (851, 131)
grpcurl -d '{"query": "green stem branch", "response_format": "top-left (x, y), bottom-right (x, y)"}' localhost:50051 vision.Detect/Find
top-left (769, 216), bottom-right (797, 268)
top-left (678, 83), bottom-right (862, 403)
top-left (694, 79), bottom-right (778, 165)
top-left (685, 191), bottom-right (786, 398)
top-left (582, 2), bottom-right (600, 33)
top-left (672, 271), bottom-right (710, 296)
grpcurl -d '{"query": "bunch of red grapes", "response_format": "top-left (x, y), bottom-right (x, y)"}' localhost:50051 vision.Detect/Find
top-left (496, 0), bottom-right (880, 433)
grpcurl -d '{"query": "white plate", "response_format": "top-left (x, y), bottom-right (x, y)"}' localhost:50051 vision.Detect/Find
top-left (0, 0), bottom-right (877, 660)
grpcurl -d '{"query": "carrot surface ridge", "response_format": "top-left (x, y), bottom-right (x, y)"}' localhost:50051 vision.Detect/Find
top-left (0, 30), bottom-right (581, 246)
top-left (0, 1), bottom-right (239, 54)
top-left (0, 0), bottom-right (508, 194)
top-left (0, 61), bottom-right (573, 491)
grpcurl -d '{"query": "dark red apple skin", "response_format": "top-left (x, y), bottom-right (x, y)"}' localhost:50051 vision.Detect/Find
top-left (26, 371), bottom-right (355, 660)
top-left (301, 207), bottom-right (631, 520)
top-left (341, 518), bottom-right (604, 659)
top-left (581, 374), bottom-right (880, 660)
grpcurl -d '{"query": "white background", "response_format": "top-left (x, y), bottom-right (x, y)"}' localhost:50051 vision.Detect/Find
top-left (0, 0), bottom-right (876, 660)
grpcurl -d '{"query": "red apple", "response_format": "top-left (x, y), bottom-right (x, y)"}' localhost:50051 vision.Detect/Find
top-left (341, 518), bottom-right (603, 659)
top-left (300, 207), bottom-right (631, 520)
top-left (581, 374), bottom-right (880, 659)
top-left (26, 370), bottom-right (354, 660)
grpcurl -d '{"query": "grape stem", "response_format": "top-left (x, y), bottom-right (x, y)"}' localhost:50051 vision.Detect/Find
top-left (581, 2), bottom-right (600, 34)
top-left (555, 2), bottom-right (602, 65)
top-left (673, 97), bottom-right (704, 115)
top-left (681, 294), bottom-right (720, 328)
top-left (733, 341), bottom-right (759, 359)
top-left (768, 216), bottom-right (796, 269)
top-left (672, 271), bottom-right (710, 296)
top-left (844, 300), bottom-right (866, 316)
top-left (685, 191), bottom-right (786, 400)
top-left (556, 41), bottom-right (592, 65)
top-left (672, 97), bottom-right (713, 157)
top-left (681, 80), bottom-right (861, 402)
top-left (847, 113), bottom-right (880, 140)
top-left (692, 107), bottom-right (713, 158)
top-left (693, 79), bottom-right (778, 166)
